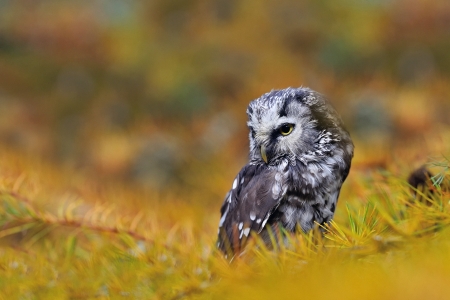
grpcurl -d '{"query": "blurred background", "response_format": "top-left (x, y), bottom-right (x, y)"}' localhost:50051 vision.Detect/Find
top-left (0, 0), bottom-right (449, 202)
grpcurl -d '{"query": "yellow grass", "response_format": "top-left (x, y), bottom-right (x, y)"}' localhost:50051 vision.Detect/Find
top-left (0, 136), bottom-right (449, 299)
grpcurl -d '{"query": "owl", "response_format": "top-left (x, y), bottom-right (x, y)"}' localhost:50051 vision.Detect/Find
top-left (217, 87), bottom-right (354, 256)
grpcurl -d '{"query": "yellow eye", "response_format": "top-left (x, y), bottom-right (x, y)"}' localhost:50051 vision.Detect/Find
top-left (279, 124), bottom-right (294, 136)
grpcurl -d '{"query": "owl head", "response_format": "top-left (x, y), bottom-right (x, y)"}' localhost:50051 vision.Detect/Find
top-left (246, 87), bottom-right (352, 166)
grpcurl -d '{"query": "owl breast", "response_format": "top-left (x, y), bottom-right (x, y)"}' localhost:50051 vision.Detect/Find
top-left (268, 156), bottom-right (344, 233)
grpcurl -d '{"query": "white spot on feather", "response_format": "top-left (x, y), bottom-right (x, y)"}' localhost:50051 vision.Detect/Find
top-left (250, 211), bottom-right (256, 221)
top-left (310, 176), bottom-right (316, 188)
top-left (232, 177), bottom-right (238, 189)
top-left (238, 222), bottom-right (243, 230)
top-left (243, 228), bottom-right (250, 237)
top-left (256, 218), bottom-right (261, 224)
top-left (275, 173), bottom-right (282, 182)
top-left (219, 205), bottom-right (229, 227)
top-left (272, 183), bottom-right (281, 198)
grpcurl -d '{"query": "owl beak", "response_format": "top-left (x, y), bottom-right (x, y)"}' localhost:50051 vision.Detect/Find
top-left (260, 145), bottom-right (268, 163)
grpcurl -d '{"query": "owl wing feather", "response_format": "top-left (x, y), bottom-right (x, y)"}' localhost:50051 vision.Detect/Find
top-left (217, 164), bottom-right (286, 255)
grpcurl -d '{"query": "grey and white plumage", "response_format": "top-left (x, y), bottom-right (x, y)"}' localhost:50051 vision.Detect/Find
top-left (217, 87), bottom-right (354, 256)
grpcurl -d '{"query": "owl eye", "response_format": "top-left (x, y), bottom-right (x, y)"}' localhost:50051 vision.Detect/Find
top-left (279, 123), bottom-right (294, 136)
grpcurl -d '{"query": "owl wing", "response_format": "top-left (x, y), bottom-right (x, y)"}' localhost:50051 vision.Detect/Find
top-left (217, 164), bottom-right (286, 255)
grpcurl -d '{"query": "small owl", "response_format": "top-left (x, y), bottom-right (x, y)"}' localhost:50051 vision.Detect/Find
top-left (217, 87), bottom-right (354, 256)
